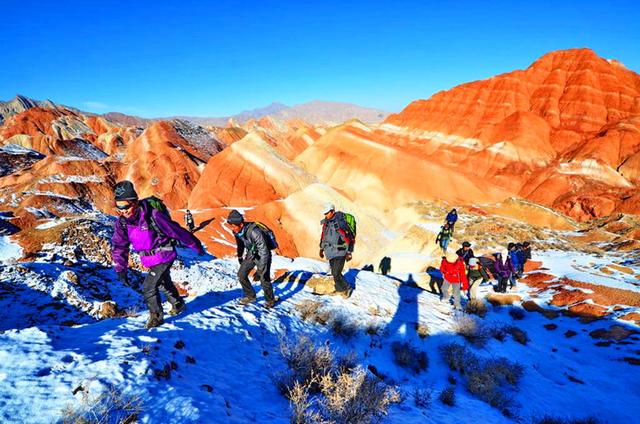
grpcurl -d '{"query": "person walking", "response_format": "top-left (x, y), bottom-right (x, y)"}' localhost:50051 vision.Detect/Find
top-left (507, 243), bottom-right (521, 287)
top-left (439, 253), bottom-right (468, 311)
top-left (319, 203), bottom-right (355, 298)
top-left (184, 209), bottom-right (196, 233)
top-left (226, 210), bottom-right (278, 308)
top-left (426, 266), bottom-right (444, 296)
top-left (455, 241), bottom-right (474, 265)
top-left (111, 181), bottom-right (204, 329)
top-left (435, 223), bottom-right (453, 254)
top-left (379, 256), bottom-right (392, 276)
top-left (445, 208), bottom-right (458, 231)
top-left (466, 257), bottom-right (488, 300)
top-left (493, 252), bottom-right (515, 293)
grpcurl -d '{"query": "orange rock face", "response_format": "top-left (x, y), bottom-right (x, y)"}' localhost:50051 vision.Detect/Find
top-left (122, 121), bottom-right (223, 210)
top-left (383, 48), bottom-right (640, 220)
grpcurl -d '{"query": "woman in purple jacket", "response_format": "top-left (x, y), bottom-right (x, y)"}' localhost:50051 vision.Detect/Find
top-left (492, 252), bottom-right (515, 293)
top-left (111, 181), bottom-right (204, 329)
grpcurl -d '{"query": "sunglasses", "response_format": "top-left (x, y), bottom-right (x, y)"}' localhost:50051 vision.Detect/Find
top-left (116, 202), bottom-right (136, 211)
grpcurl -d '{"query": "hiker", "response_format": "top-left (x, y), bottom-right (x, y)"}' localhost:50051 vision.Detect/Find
top-left (507, 243), bottom-right (521, 287)
top-left (379, 256), bottom-right (392, 276)
top-left (515, 242), bottom-right (526, 275)
top-left (426, 266), bottom-right (444, 296)
top-left (493, 252), bottom-right (515, 293)
top-left (319, 203), bottom-right (355, 298)
top-left (522, 241), bottom-right (532, 269)
top-left (467, 257), bottom-right (488, 300)
top-left (439, 253), bottom-right (468, 311)
top-left (435, 223), bottom-right (453, 254)
top-left (111, 180), bottom-right (204, 329)
top-left (445, 208), bottom-right (458, 230)
top-left (478, 255), bottom-right (497, 285)
top-left (185, 209), bottom-right (195, 233)
top-left (227, 210), bottom-right (278, 308)
top-left (455, 241), bottom-right (474, 265)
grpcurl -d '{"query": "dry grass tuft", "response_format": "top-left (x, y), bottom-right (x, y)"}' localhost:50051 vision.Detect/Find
top-left (464, 300), bottom-right (488, 318)
top-left (61, 383), bottom-right (142, 424)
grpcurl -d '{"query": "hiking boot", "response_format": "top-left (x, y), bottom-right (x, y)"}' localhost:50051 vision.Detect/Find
top-left (238, 296), bottom-right (257, 306)
top-left (169, 301), bottom-right (186, 317)
top-left (145, 312), bottom-right (164, 329)
top-left (264, 297), bottom-right (280, 309)
top-left (338, 289), bottom-right (353, 299)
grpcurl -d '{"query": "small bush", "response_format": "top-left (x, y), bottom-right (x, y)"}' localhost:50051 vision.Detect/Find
top-left (506, 326), bottom-right (529, 345)
top-left (454, 315), bottom-right (490, 347)
top-left (508, 307), bottom-right (525, 320)
top-left (464, 299), bottom-right (488, 318)
top-left (413, 387), bottom-right (432, 408)
top-left (415, 323), bottom-right (430, 338)
top-left (278, 337), bottom-right (400, 424)
top-left (440, 343), bottom-right (478, 375)
top-left (62, 384), bottom-right (142, 424)
top-left (331, 315), bottom-right (360, 340)
top-left (439, 386), bottom-right (456, 406)
top-left (295, 300), bottom-right (331, 325)
top-left (486, 358), bottom-right (524, 386)
top-left (440, 343), bottom-right (524, 414)
top-left (491, 326), bottom-right (508, 342)
top-left (276, 336), bottom-right (334, 395)
top-left (318, 368), bottom-right (400, 423)
top-left (391, 342), bottom-right (428, 374)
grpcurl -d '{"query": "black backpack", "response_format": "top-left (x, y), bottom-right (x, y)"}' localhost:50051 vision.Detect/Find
top-left (252, 222), bottom-right (279, 250)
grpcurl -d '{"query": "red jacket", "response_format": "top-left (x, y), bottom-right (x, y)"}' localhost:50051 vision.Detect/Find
top-left (439, 257), bottom-right (469, 290)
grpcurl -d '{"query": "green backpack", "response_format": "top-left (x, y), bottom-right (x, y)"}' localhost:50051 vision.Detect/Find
top-left (342, 212), bottom-right (357, 239)
top-left (119, 196), bottom-right (173, 236)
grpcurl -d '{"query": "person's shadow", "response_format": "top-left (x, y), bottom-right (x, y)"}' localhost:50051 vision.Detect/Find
top-left (385, 274), bottom-right (420, 339)
top-left (194, 218), bottom-right (215, 233)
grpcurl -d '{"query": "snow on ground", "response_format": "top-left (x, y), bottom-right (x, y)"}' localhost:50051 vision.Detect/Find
top-left (537, 250), bottom-right (640, 293)
top-left (0, 244), bottom-right (639, 423)
top-left (0, 236), bottom-right (22, 262)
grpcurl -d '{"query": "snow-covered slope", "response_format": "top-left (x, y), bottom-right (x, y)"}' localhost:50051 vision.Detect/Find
top-left (1, 226), bottom-right (639, 423)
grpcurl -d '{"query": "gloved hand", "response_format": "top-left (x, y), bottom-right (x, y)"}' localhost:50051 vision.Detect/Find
top-left (319, 249), bottom-right (324, 259)
top-left (345, 252), bottom-right (352, 262)
top-left (117, 270), bottom-right (128, 285)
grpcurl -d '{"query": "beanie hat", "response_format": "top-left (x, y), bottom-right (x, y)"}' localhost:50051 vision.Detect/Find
top-left (507, 242), bottom-right (515, 250)
top-left (462, 241), bottom-right (471, 247)
top-left (227, 209), bottom-right (244, 225)
top-left (114, 180), bottom-right (138, 201)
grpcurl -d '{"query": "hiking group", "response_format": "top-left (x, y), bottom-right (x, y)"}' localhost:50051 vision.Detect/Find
top-left (110, 181), bottom-right (357, 328)
top-left (110, 181), bottom-right (531, 328)
top-left (432, 209), bottom-right (532, 311)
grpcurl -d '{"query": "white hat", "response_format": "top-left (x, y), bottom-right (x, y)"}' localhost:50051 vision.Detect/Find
top-left (322, 202), bottom-right (335, 214)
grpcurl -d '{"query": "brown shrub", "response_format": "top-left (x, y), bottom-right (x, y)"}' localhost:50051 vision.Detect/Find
top-left (464, 299), bottom-right (488, 318)
top-left (391, 342), bottom-right (428, 374)
top-left (61, 383), bottom-right (142, 424)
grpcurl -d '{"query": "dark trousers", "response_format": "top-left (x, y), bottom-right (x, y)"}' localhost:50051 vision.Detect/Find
top-left (143, 260), bottom-right (182, 315)
top-left (238, 258), bottom-right (275, 301)
top-left (497, 277), bottom-right (509, 293)
top-left (430, 277), bottom-right (443, 295)
top-left (329, 256), bottom-right (350, 292)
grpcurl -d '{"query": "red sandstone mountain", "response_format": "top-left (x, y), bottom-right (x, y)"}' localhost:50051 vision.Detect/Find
top-left (121, 120), bottom-right (224, 210)
top-left (380, 48), bottom-right (640, 220)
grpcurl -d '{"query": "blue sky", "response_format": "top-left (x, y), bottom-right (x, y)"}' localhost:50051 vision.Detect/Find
top-left (2, 0), bottom-right (639, 117)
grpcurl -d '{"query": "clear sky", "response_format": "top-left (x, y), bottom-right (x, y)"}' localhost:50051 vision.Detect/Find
top-left (2, 0), bottom-right (639, 118)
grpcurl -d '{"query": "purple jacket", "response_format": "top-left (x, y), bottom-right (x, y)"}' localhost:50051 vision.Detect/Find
top-left (112, 202), bottom-right (203, 272)
top-left (493, 253), bottom-right (515, 279)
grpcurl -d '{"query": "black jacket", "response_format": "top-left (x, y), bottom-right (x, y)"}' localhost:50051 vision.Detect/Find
top-left (235, 222), bottom-right (271, 270)
top-left (455, 248), bottom-right (475, 264)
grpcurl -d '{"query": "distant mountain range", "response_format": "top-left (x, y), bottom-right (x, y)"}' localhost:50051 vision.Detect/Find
top-left (0, 96), bottom-right (390, 127)
top-left (170, 101), bottom-right (390, 126)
